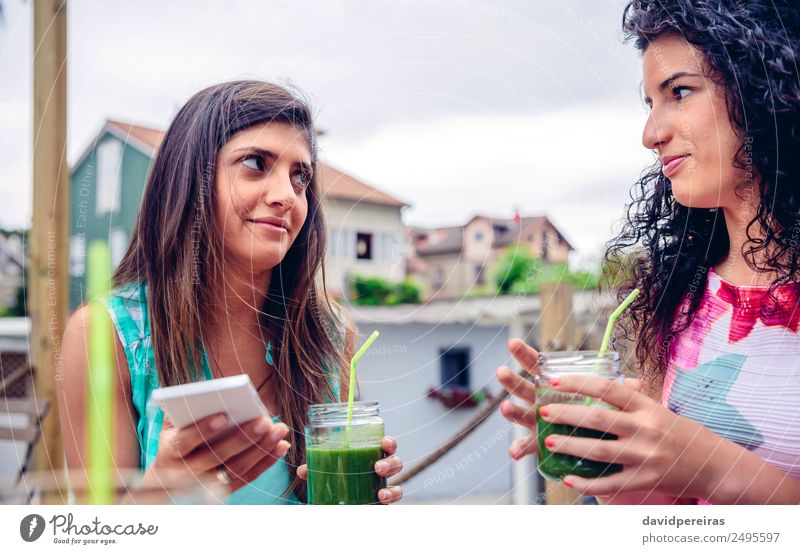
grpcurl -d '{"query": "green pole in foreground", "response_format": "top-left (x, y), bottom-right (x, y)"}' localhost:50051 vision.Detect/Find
top-left (86, 241), bottom-right (114, 504)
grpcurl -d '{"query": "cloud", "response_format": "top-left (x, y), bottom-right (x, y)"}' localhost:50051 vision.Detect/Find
top-left (322, 102), bottom-right (654, 255)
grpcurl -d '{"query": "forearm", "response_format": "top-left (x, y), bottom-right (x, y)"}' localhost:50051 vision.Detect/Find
top-left (702, 434), bottom-right (800, 504)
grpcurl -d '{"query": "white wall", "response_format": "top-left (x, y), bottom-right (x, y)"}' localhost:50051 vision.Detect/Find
top-left (323, 198), bottom-right (406, 295)
top-left (354, 322), bottom-right (517, 502)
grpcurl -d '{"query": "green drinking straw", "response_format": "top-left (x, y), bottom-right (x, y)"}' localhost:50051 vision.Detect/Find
top-left (86, 241), bottom-right (114, 504)
top-left (585, 288), bottom-right (641, 405)
top-left (346, 330), bottom-right (380, 432)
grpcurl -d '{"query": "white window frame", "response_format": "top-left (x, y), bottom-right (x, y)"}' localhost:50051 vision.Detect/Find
top-left (96, 139), bottom-right (122, 216)
top-left (109, 228), bottom-right (128, 268)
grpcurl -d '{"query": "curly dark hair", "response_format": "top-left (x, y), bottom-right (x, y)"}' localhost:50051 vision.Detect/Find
top-left (606, 0), bottom-right (800, 385)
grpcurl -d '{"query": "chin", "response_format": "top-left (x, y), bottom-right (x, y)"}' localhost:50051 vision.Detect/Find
top-left (669, 177), bottom-right (721, 209)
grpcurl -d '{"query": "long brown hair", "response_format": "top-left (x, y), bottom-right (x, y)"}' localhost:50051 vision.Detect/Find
top-left (114, 80), bottom-right (349, 501)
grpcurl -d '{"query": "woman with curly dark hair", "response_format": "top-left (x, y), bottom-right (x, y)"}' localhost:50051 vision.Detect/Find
top-left (497, 0), bottom-right (800, 503)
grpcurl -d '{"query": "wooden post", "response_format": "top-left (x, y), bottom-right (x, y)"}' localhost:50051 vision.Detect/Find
top-left (539, 281), bottom-right (582, 505)
top-left (31, 0), bottom-right (69, 488)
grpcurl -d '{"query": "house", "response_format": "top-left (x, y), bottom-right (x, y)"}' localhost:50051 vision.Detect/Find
top-left (0, 232), bottom-right (24, 312)
top-left (407, 214), bottom-right (574, 299)
top-left (68, 120), bottom-right (408, 309)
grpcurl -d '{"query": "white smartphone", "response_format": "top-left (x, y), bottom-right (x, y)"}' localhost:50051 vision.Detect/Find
top-left (149, 374), bottom-right (272, 430)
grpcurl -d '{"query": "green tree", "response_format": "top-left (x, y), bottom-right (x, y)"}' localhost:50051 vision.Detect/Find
top-left (493, 246), bottom-right (541, 293)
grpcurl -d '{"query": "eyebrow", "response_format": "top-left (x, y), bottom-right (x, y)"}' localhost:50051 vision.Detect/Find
top-left (644, 71), bottom-right (702, 104)
top-left (231, 146), bottom-right (312, 170)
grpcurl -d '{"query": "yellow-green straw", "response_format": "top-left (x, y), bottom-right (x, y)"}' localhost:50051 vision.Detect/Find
top-left (86, 241), bottom-right (114, 504)
top-left (585, 288), bottom-right (640, 405)
top-left (599, 288), bottom-right (640, 356)
top-left (346, 331), bottom-right (380, 431)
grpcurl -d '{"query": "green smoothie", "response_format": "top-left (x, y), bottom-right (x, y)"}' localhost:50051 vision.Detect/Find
top-left (536, 405), bottom-right (623, 480)
top-left (306, 445), bottom-right (387, 505)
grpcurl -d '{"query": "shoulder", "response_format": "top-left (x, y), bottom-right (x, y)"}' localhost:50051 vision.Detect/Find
top-left (60, 301), bottom-right (133, 402)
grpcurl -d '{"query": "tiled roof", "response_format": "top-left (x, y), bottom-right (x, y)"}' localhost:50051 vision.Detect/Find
top-left (408, 225), bottom-right (464, 256)
top-left (97, 120), bottom-right (408, 207)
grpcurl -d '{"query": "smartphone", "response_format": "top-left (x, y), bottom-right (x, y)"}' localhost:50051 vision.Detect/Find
top-left (149, 374), bottom-right (272, 430)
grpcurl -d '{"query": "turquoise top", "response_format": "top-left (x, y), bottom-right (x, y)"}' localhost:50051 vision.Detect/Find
top-left (102, 282), bottom-right (341, 505)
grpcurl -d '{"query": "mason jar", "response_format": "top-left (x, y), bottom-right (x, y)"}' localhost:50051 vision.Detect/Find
top-left (533, 351), bottom-right (624, 481)
top-left (305, 401), bottom-right (387, 504)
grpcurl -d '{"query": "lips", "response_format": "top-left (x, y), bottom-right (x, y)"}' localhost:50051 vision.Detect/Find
top-left (661, 154), bottom-right (689, 178)
top-left (247, 216), bottom-right (289, 234)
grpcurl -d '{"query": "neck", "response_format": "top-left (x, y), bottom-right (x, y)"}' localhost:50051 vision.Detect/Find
top-left (718, 186), bottom-right (775, 286)
top-left (209, 262), bottom-right (272, 334)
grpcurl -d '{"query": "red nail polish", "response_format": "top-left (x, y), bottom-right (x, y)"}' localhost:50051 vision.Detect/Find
top-left (539, 407), bottom-right (549, 418)
top-left (544, 436), bottom-right (555, 448)
top-left (563, 478), bottom-right (573, 488)
top-left (550, 378), bottom-right (560, 387)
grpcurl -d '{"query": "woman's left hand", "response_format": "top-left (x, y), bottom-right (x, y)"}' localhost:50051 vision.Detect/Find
top-left (541, 374), bottom-right (720, 500)
top-left (297, 436), bottom-right (404, 504)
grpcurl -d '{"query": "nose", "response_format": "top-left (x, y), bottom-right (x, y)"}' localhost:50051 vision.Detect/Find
top-left (642, 109), bottom-right (671, 153)
top-left (263, 170), bottom-right (296, 210)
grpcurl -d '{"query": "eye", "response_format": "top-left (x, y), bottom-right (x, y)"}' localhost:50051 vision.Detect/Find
top-left (671, 85), bottom-right (692, 101)
top-left (291, 169), bottom-right (312, 191)
top-left (242, 154), bottom-right (265, 171)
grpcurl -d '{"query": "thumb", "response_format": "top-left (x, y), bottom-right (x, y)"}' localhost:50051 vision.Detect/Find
top-left (297, 464), bottom-right (308, 481)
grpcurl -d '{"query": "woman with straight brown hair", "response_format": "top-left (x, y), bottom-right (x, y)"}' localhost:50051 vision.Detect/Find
top-left (57, 80), bottom-right (403, 504)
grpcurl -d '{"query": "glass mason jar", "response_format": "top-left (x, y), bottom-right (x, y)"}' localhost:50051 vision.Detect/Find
top-left (305, 401), bottom-right (387, 505)
top-left (533, 351), bottom-right (624, 481)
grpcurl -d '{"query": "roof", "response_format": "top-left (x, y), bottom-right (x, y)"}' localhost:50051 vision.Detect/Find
top-left (407, 225), bottom-right (464, 256)
top-left (315, 163), bottom-right (407, 207)
top-left (346, 290), bottom-right (614, 326)
top-left (73, 120), bottom-right (408, 208)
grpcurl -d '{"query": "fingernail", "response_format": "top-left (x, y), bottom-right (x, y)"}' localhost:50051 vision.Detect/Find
top-left (375, 461), bottom-right (387, 473)
top-left (550, 379), bottom-right (560, 387)
top-left (270, 425), bottom-right (286, 441)
top-left (539, 406), bottom-right (549, 418)
top-left (563, 478), bottom-right (574, 488)
top-left (544, 436), bottom-right (555, 448)
top-left (254, 418), bottom-right (271, 435)
top-left (210, 415), bottom-right (228, 430)
top-left (379, 490), bottom-right (388, 501)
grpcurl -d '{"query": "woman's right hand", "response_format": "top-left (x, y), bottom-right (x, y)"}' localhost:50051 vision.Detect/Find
top-left (141, 413), bottom-right (291, 494)
top-left (495, 339), bottom-right (644, 462)
top-left (495, 338), bottom-right (541, 460)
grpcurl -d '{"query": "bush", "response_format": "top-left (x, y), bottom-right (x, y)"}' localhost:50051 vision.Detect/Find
top-left (351, 275), bottom-right (421, 306)
top-left (492, 247), bottom-right (603, 296)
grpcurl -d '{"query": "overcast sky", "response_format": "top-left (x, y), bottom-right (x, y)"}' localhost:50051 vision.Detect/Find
top-left (0, 0), bottom-right (654, 261)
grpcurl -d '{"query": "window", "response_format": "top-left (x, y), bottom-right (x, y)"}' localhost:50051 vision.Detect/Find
top-left (440, 347), bottom-right (470, 390)
top-left (475, 264), bottom-right (485, 285)
top-left (110, 228), bottom-right (128, 267)
top-left (356, 232), bottom-right (373, 260)
top-left (96, 139), bottom-right (122, 216)
top-left (432, 267), bottom-right (445, 291)
top-left (69, 235), bottom-right (86, 277)
top-left (474, 231), bottom-right (484, 242)
top-left (328, 229), bottom-right (340, 257)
